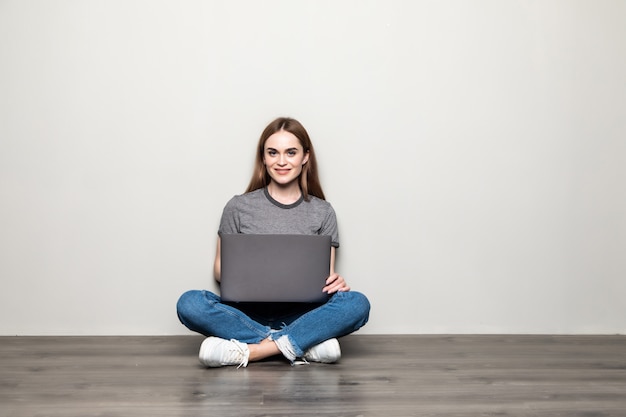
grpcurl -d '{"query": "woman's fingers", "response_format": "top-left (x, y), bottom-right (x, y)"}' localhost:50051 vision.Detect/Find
top-left (324, 273), bottom-right (351, 293)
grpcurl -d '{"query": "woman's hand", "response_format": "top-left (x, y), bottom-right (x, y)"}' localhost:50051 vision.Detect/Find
top-left (323, 272), bottom-right (351, 294)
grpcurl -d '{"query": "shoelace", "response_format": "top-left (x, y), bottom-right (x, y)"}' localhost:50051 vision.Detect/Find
top-left (292, 358), bottom-right (310, 366)
top-left (227, 339), bottom-right (249, 369)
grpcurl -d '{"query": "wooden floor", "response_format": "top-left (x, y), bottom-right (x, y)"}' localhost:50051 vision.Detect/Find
top-left (1, 335), bottom-right (626, 417)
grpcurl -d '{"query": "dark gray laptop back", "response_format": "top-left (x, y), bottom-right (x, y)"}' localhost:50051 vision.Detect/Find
top-left (220, 234), bottom-right (332, 303)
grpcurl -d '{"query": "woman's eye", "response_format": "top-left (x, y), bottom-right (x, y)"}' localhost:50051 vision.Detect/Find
top-left (288, 151), bottom-right (296, 156)
top-left (268, 150), bottom-right (277, 156)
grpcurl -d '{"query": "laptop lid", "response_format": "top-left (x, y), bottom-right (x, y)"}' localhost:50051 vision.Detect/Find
top-left (219, 234), bottom-right (332, 303)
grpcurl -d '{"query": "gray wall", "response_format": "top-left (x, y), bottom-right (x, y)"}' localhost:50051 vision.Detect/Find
top-left (1, 0), bottom-right (625, 335)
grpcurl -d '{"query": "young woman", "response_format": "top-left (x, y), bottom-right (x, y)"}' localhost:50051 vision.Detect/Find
top-left (176, 117), bottom-right (370, 367)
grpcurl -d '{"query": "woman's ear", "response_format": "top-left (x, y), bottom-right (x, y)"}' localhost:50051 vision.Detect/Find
top-left (303, 151), bottom-right (310, 165)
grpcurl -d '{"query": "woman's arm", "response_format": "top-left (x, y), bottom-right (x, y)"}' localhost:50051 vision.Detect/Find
top-left (213, 237), bottom-right (222, 282)
top-left (323, 247), bottom-right (350, 294)
top-left (330, 246), bottom-right (336, 274)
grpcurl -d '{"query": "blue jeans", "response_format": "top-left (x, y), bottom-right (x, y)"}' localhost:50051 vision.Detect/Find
top-left (176, 290), bottom-right (370, 359)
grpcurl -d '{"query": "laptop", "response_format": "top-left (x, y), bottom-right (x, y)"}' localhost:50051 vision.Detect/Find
top-left (219, 234), bottom-right (332, 303)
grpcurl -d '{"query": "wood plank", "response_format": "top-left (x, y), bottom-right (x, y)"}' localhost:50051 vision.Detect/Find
top-left (1, 335), bottom-right (625, 416)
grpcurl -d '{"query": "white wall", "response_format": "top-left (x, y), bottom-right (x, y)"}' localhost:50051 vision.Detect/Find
top-left (1, 0), bottom-right (624, 335)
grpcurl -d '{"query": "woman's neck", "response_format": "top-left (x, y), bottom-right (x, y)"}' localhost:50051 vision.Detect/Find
top-left (266, 182), bottom-right (302, 205)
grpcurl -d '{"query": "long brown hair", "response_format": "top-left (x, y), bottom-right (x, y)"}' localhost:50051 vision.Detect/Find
top-left (245, 117), bottom-right (325, 201)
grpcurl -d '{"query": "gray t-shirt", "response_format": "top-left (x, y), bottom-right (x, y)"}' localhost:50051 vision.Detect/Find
top-left (218, 188), bottom-right (339, 248)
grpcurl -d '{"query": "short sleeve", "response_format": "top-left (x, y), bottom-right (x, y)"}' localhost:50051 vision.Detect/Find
top-left (218, 196), bottom-right (240, 235)
top-left (321, 204), bottom-right (340, 248)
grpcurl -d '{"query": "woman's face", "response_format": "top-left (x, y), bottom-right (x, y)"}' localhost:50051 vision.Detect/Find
top-left (263, 130), bottom-right (309, 187)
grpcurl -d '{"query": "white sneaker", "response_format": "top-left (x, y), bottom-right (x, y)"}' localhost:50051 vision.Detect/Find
top-left (302, 338), bottom-right (341, 363)
top-left (199, 337), bottom-right (250, 368)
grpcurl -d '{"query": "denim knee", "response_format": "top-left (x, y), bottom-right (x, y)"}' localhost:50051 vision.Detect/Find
top-left (338, 290), bottom-right (370, 311)
top-left (332, 290), bottom-right (371, 327)
top-left (176, 290), bottom-right (197, 323)
top-left (176, 290), bottom-right (218, 323)
top-left (347, 291), bottom-right (371, 323)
